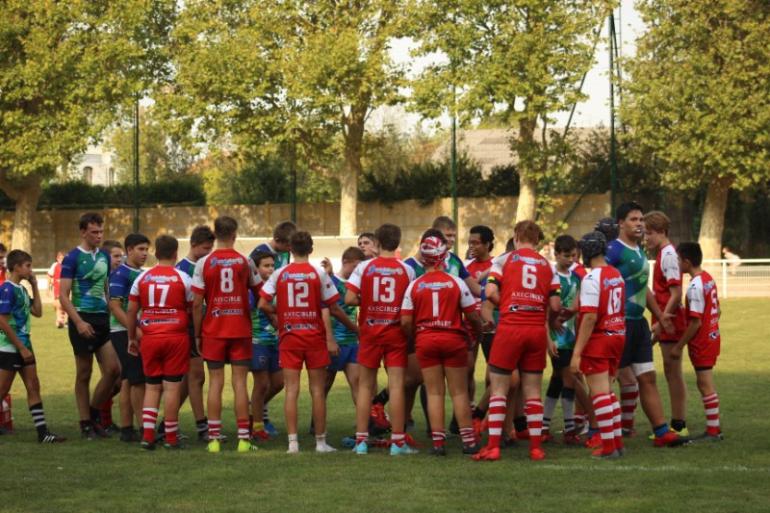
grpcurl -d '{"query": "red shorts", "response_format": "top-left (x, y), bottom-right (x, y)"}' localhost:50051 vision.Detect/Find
top-left (279, 346), bottom-right (330, 370)
top-left (656, 308), bottom-right (687, 342)
top-left (141, 334), bottom-right (190, 378)
top-left (415, 332), bottom-right (468, 369)
top-left (201, 337), bottom-right (252, 364)
top-left (688, 339), bottom-right (720, 369)
top-left (358, 332), bottom-right (408, 369)
top-left (579, 354), bottom-right (619, 377)
top-left (489, 324), bottom-right (547, 373)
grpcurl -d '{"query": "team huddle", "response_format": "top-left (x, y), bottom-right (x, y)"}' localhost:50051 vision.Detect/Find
top-left (0, 202), bottom-right (724, 460)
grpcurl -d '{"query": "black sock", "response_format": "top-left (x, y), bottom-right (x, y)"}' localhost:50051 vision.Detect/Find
top-left (472, 406), bottom-right (487, 419)
top-left (121, 425), bottom-right (134, 434)
top-left (671, 419), bottom-right (686, 431)
top-left (157, 417), bottom-right (165, 434)
top-left (79, 419), bottom-right (92, 431)
top-left (29, 402), bottom-right (47, 439)
top-left (373, 388), bottom-right (390, 406)
top-left (196, 417), bottom-right (208, 434)
top-left (89, 407), bottom-right (101, 425)
top-left (419, 385), bottom-right (430, 431)
top-left (514, 415), bottom-right (527, 433)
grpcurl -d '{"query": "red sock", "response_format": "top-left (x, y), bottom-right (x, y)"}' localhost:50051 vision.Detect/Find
top-left (142, 407), bottom-right (158, 444)
top-left (391, 432), bottom-right (405, 447)
top-left (355, 432), bottom-right (368, 444)
top-left (164, 419), bottom-right (179, 445)
top-left (208, 419), bottom-right (222, 440)
top-left (525, 399), bottom-right (544, 451)
top-left (237, 418), bottom-right (250, 441)
top-left (486, 395), bottom-right (506, 449)
top-left (100, 399), bottom-right (113, 427)
top-left (703, 393), bottom-right (721, 435)
top-left (610, 392), bottom-right (624, 451)
top-left (593, 394), bottom-right (616, 455)
top-left (620, 384), bottom-right (639, 431)
top-left (432, 430), bottom-right (446, 449)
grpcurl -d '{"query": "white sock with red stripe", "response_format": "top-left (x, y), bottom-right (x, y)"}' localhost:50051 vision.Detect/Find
top-left (702, 393), bottom-right (721, 435)
top-left (525, 399), bottom-right (544, 451)
top-left (620, 383), bottom-right (639, 431)
top-left (208, 419), bottom-right (222, 440)
top-left (486, 395), bottom-right (507, 449)
top-left (142, 408), bottom-right (158, 444)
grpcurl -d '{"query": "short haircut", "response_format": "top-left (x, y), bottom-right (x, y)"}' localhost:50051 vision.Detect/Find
top-left (432, 216), bottom-right (456, 231)
top-left (374, 224), bottom-right (401, 252)
top-left (421, 228), bottom-right (447, 244)
top-left (342, 246), bottom-right (366, 263)
top-left (358, 232), bottom-right (376, 243)
top-left (190, 225), bottom-right (215, 246)
top-left (6, 249), bottom-right (32, 270)
top-left (273, 221), bottom-right (297, 243)
top-left (214, 216), bottom-right (238, 240)
top-left (470, 225), bottom-right (495, 250)
top-left (124, 233), bottom-right (150, 250)
top-left (155, 235), bottom-right (179, 260)
top-left (616, 201), bottom-right (644, 222)
top-left (643, 211), bottom-right (671, 235)
top-left (102, 239), bottom-right (122, 251)
top-left (290, 231), bottom-right (313, 256)
top-left (505, 237), bottom-right (515, 252)
top-left (554, 234), bottom-right (578, 254)
top-left (79, 212), bottom-right (104, 230)
top-left (251, 250), bottom-right (275, 267)
top-left (677, 242), bottom-right (703, 267)
top-left (513, 220), bottom-right (543, 245)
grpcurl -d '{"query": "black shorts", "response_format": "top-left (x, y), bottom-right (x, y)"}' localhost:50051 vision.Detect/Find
top-left (0, 351), bottom-right (35, 371)
top-left (110, 331), bottom-right (145, 385)
top-left (188, 326), bottom-right (201, 358)
top-left (551, 348), bottom-right (573, 370)
top-left (480, 332), bottom-right (495, 362)
top-left (620, 318), bottom-right (653, 368)
top-left (68, 312), bottom-right (111, 356)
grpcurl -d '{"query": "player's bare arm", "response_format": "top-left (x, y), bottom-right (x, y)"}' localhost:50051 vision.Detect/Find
top-left (480, 299), bottom-right (495, 330)
top-left (344, 289), bottom-right (360, 307)
top-left (258, 296), bottom-right (276, 316)
top-left (27, 274), bottom-right (42, 318)
top-left (570, 312), bottom-right (597, 376)
top-left (646, 289), bottom-right (674, 334)
top-left (0, 314), bottom-right (34, 363)
top-left (126, 300), bottom-right (140, 356)
top-left (192, 292), bottom-right (204, 352)
top-left (484, 280), bottom-right (500, 305)
top-left (58, 278), bottom-right (94, 338)
top-left (328, 302), bottom-right (357, 334)
top-left (322, 307), bottom-right (340, 357)
top-left (548, 295), bottom-right (563, 334)
top-left (671, 317), bottom-right (701, 361)
top-left (109, 298), bottom-right (131, 329)
top-left (465, 310), bottom-right (483, 347)
top-left (400, 313), bottom-right (414, 340)
top-left (464, 276), bottom-right (482, 297)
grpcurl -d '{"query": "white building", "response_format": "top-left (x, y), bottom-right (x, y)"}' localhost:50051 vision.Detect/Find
top-left (75, 144), bottom-right (118, 186)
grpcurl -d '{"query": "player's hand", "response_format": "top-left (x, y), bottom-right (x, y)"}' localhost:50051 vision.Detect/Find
top-left (136, 327), bottom-right (143, 340)
top-left (570, 355), bottom-right (582, 377)
top-left (20, 347), bottom-right (34, 364)
top-left (26, 274), bottom-right (37, 287)
top-left (76, 320), bottom-right (95, 338)
top-left (650, 323), bottom-right (661, 345)
top-left (195, 337), bottom-right (202, 355)
top-left (128, 339), bottom-right (140, 356)
top-left (548, 340), bottom-right (559, 358)
top-left (321, 257), bottom-right (333, 276)
top-left (327, 338), bottom-right (340, 357)
top-left (669, 344), bottom-right (683, 361)
top-left (660, 313), bottom-right (675, 335)
top-left (558, 307), bottom-right (575, 323)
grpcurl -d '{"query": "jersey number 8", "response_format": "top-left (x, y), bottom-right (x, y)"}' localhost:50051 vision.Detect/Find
top-left (607, 287), bottom-right (623, 315)
top-left (220, 268), bottom-right (234, 293)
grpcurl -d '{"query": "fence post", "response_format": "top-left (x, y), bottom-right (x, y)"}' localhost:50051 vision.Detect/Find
top-left (721, 260), bottom-right (728, 299)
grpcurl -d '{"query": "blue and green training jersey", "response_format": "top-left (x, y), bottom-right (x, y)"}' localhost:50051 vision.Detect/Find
top-left (606, 239), bottom-right (649, 320)
top-left (61, 247), bottom-right (111, 314)
top-left (175, 257), bottom-right (196, 278)
top-left (550, 269), bottom-right (580, 349)
top-left (108, 263), bottom-right (143, 332)
top-left (0, 281), bottom-right (32, 352)
top-left (249, 290), bottom-right (277, 346)
top-left (249, 243), bottom-right (290, 270)
top-left (404, 252), bottom-right (470, 280)
top-left (331, 275), bottom-right (357, 346)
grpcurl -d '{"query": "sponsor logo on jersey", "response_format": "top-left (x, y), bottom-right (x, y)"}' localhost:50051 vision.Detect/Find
top-left (417, 281), bottom-right (453, 291)
top-left (366, 318), bottom-right (399, 326)
top-left (209, 257), bottom-right (244, 267)
top-left (284, 322), bottom-right (318, 331)
top-left (602, 277), bottom-right (624, 287)
top-left (212, 295), bottom-right (243, 304)
top-left (140, 318), bottom-right (181, 326)
top-left (509, 254), bottom-right (546, 266)
top-left (281, 272), bottom-right (316, 281)
top-left (366, 266), bottom-right (404, 276)
top-left (211, 308), bottom-right (244, 317)
top-left (142, 274), bottom-right (180, 284)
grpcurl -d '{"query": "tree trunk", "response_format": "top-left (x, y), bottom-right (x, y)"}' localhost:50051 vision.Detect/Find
top-left (516, 173), bottom-right (537, 223)
top-left (340, 112), bottom-right (365, 237)
top-left (698, 176), bottom-right (732, 260)
top-left (0, 175), bottom-right (43, 252)
top-left (514, 117), bottom-right (538, 222)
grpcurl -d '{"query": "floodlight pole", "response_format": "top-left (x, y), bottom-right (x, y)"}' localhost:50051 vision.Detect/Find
top-left (133, 99), bottom-right (140, 233)
top-left (290, 141), bottom-right (297, 223)
top-left (609, 13), bottom-right (618, 213)
top-left (450, 86), bottom-right (458, 226)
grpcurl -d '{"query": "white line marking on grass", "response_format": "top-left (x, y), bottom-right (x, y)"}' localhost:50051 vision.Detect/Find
top-left (538, 464), bottom-right (770, 473)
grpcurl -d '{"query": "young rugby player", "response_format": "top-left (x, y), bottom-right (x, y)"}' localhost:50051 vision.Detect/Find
top-left (0, 250), bottom-right (65, 443)
top-left (357, 233), bottom-right (378, 259)
top-left (249, 220), bottom-right (295, 269)
top-left (47, 251), bottom-right (67, 328)
top-left (676, 242), bottom-right (723, 442)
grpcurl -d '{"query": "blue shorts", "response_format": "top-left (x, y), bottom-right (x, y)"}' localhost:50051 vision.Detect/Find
top-left (250, 343), bottom-right (281, 373)
top-left (328, 344), bottom-right (358, 373)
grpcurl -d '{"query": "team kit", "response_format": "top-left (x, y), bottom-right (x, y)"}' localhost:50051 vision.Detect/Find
top-left (0, 202), bottom-right (723, 460)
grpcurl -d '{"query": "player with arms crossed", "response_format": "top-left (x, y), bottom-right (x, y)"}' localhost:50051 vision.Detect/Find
top-left (193, 216), bottom-right (261, 453)
top-left (127, 236), bottom-right (192, 449)
top-left (474, 221), bottom-right (561, 462)
top-left (401, 232), bottom-right (482, 455)
top-left (676, 242), bottom-right (723, 442)
top-left (570, 232), bottom-right (626, 459)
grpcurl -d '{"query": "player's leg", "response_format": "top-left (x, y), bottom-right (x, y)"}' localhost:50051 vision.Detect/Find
top-left (141, 377), bottom-right (162, 449)
top-left (421, 364), bottom-right (447, 454)
top-left (91, 341), bottom-right (121, 421)
top-left (283, 367), bottom-right (301, 453)
top-left (584, 370), bottom-right (617, 458)
top-left (403, 353), bottom-right (423, 431)
top-left (354, 365), bottom-right (377, 451)
top-left (250, 370), bottom-right (269, 439)
top-left (542, 367), bottom-right (563, 442)
top-left (695, 367), bottom-right (722, 440)
top-left (559, 364), bottom-right (579, 444)
top-left (118, 380), bottom-right (132, 436)
top-left (161, 376), bottom-right (183, 448)
top-left (386, 366), bottom-right (407, 441)
top-left (205, 363), bottom-right (225, 448)
top-left (445, 364), bottom-right (478, 453)
top-left (520, 371), bottom-right (545, 460)
top-left (262, 348), bottom-right (284, 437)
top-left (473, 368), bottom-right (511, 460)
top-left (660, 342), bottom-right (688, 433)
top-left (187, 356), bottom-right (207, 439)
top-left (308, 366), bottom-right (334, 452)
top-left (231, 362), bottom-right (253, 451)
top-left (618, 320), bottom-right (640, 435)
top-left (343, 361), bottom-right (360, 405)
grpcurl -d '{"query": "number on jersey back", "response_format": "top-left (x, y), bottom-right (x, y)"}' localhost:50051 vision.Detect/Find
top-left (129, 266), bottom-right (193, 337)
top-left (401, 271), bottom-right (476, 336)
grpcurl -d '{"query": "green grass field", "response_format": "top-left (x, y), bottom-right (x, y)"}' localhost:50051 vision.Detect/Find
top-left (2, 299), bottom-right (770, 513)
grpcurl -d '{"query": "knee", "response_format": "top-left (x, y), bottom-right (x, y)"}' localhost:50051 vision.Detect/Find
top-left (76, 367), bottom-right (92, 384)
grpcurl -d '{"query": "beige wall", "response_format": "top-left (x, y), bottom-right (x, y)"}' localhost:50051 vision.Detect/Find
top-left (1, 193), bottom-right (610, 265)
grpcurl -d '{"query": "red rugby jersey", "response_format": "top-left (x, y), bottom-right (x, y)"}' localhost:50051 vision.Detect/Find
top-left (402, 271), bottom-right (476, 337)
top-left (129, 265), bottom-right (192, 337)
top-left (579, 266), bottom-right (626, 358)
top-left (685, 271), bottom-right (721, 348)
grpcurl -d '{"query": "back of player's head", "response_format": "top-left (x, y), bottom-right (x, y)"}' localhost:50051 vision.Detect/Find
top-left (615, 201), bottom-right (644, 222)
top-left (124, 233), bottom-right (150, 251)
top-left (251, 250), bottom-right (275, 267)
top-left (0, 243), bottom-right (6, 253)
top-left (470, 225), bottom-right (495, 250)
top-left (155, 235), bottom-right (178, 260)
top-left (432, 216), bottom-right (456, 231)
top-left (6, 249), bottom-right (32, 271)
top-left (578, 231), bottom-right (607, 263)
top-left (214, 216), bottom-right (238, 240)
top-left (595, 217), bottom-right (619, 241)
top-left (505, 237), bottom-right (515, 252)
top-left (643, 211), bottom-right (670, 235)
top-left (342, 246), bottom-right (366, 263)
top-left (102, 240), bottom-right (122, 251)
top-left (374, 224), bottom-right (400, 252)
top-left (273, 221), bottom-right (297, 244)
top-left (513, 220), bottom-right (543, 245)
top-left (290, 231), bottom-right (313, 256)
top-left (677, 242), bottom-right (702, 267)
top-left (79, 212), bottom-right (103, 230)
top-left (420, 230), bottom-right (448, 267)
top-left (554, 234), bottom-right (577, 254)
top-left (190, 225), bottom-right (215, 247)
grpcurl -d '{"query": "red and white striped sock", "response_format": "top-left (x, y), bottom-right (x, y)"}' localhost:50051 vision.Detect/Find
top-left (237, 418), bottom-right (250, 440)
top-left (593, 394), bottom-right (616, 455)
top-left (610, 392), bottom-right (624, 451)
top-left (432, 430), bottom-right (446, 449)
top-left (208, 419), bottom-right (222, 440)
top-left (486, 395), bottom-right (507, 449)
top-left (620, 383), bottom-right (639, 431)
top-left (142, 407), bottom-right (158, 444)
top-left (525, 399), bottom-right (544, 451)
top-left (702, 393), bottom-right (721, 435)
top-left (355, 431), bottom-right (368, 444)
top-left (460, 427), bottom-right (476, 446)
top-left (391, 432), bottom-right (405, 447)
top-left (164, 419), bottom-right (179, 445)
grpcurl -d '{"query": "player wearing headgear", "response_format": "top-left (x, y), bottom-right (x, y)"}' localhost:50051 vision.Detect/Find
top-left (401, 231), bottom-right (483, 455)
top-left (594, 217), bottom-right (619, 242)
top-left (570, 231), bottom-right (626, 458)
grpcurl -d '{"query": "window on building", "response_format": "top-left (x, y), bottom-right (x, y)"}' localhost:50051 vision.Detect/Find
top-left (108, 167), bottom-right (115, 186)
top-left (82, 166), bottom-right (93, 184)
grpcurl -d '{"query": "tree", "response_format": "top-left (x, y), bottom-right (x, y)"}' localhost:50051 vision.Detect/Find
top-left (0, 1), bottom-right (175, 250)
top-left (410, 0), bottom-right (610, 222)
top-left (623, 0), bottom-right (770, 258)
top-left (162, 1), bottom-right (406, 235)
